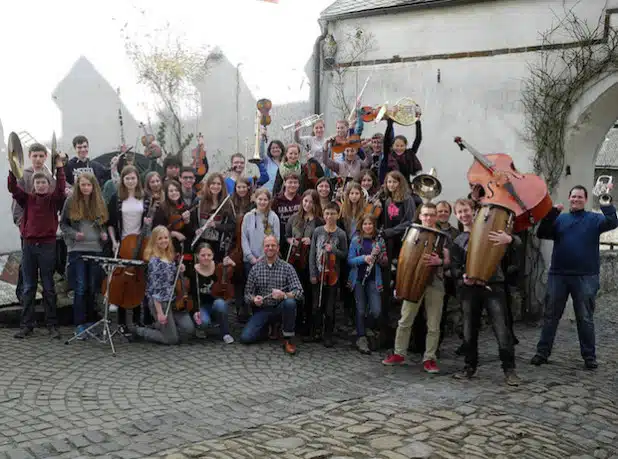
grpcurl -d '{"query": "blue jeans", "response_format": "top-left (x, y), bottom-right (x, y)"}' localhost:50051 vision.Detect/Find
top-left (67, 251), bottom-right (102, 326)
top-left (354, 280), bottom-right (381, 337)
top-left (21, 241), bottom-right (57, 328)
top-left (197, 298), bottom-right (230, 335)
top-left (240, 298), bottom-right (297, 343)
top-left (536, 274), bottom-right (599, 361)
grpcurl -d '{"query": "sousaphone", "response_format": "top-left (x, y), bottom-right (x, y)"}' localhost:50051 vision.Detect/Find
top-left (7, 132), bottom-right (24, 179)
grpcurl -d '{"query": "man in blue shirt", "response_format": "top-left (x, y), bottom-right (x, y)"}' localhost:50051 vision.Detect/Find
top-left (532, 185), bottom-right (618, 369)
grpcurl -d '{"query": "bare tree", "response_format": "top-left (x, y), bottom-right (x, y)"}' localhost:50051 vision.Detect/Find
top-left (121, 20), bottom-right (222, 157)
top-left (327, 27), bottom-right (376, 119)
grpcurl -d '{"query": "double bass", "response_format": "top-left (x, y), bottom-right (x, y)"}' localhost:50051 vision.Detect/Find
top-left (453, 137), bottom-right (552, 232)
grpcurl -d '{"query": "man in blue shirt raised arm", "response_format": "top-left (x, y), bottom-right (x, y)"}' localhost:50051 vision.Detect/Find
top-left (531, 184), bottom-right (618, 369)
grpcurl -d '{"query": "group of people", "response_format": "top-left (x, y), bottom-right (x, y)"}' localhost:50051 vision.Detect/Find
top-left (8, 106), bottom-right (616, 386)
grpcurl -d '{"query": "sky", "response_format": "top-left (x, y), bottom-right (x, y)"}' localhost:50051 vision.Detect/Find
top-left (0, 0), bottom-right (335, 143)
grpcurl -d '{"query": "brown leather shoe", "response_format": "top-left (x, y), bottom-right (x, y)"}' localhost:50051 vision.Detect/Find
top-left (283, 339), bottom-right (297, 355)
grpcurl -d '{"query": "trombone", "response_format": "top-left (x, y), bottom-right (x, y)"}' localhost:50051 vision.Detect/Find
top-left (282, 114), bottom-right (323, 131)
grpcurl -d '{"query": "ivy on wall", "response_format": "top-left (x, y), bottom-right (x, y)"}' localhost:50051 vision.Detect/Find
top-left (522, 9), bottom-right (618, 194)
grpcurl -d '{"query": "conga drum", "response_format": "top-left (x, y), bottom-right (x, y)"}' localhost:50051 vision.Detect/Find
top-left (396, 224), bottom-right (449, 303)
top-left (466, 203), bottom-right (514, 282)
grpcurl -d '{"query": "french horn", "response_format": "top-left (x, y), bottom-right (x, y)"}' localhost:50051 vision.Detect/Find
top-left (375, 97), bottom-right (421, 126)
top-left (7, 132), bottom-right (24, 179)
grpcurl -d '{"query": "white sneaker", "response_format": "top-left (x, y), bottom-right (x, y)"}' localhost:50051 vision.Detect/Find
top-left (109, 304), bottom-right (118, 313)
top-left (223, 334), bottom-right (234, 344)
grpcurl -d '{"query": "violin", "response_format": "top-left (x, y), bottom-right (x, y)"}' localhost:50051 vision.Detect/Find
top-left (363, 188), bottom-right (384, 219)
top-left (140, 122), bottom-right (162, 159)
top-left (359, 105), bottom-right (380, 122)
top-left (174, 258), bottom-right (194, 312)
top-left (331, 134), bottom-right (363, 154)
top-left (210, 238), bottom-right (235, 301)
top-left (319, 233), bottom-right (339, 286)
top-left (168, 202), bottom-right (200, 232)
top-left (287, 237), bottom-right (310, 271)
top-left (257, 99), bottom-right (272, 126)
top-left (192, 133), bottom-right (207, 176)
top-left (303, 158), bottom-right (323, 189)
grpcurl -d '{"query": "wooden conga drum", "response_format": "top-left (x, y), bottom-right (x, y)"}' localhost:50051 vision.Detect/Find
top-left (466, 203), bottom-right (514, 282)
top-left (396, 224), bottom-right (448, 303)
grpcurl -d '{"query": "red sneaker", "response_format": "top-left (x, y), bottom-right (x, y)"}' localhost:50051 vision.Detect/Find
top-left (424, 360), bottom-right (440, 374)
top-left (382, 354), bottom-right (405, 365)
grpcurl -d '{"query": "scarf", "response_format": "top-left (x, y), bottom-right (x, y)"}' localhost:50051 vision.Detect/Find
top-left (279, 161), bottom-right (302, 180)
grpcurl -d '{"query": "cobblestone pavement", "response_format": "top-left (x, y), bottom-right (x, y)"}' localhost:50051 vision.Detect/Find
top-left (0, 295), bottom-right (617, 459)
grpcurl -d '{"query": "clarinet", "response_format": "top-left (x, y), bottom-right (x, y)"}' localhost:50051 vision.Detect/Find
top-left (361, 229), bottom-right (385, 286)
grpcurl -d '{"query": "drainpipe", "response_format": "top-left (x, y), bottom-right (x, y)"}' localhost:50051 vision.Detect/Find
top-left (313, 19), bottom-right (329, 115)
top-left (236, 63), bottom-right (243, 153)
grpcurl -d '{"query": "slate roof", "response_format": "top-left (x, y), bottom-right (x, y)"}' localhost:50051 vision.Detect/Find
top-left (596, 128), bottom-right (618, 168)
top-left (320, 0), bottom-right (463, 20)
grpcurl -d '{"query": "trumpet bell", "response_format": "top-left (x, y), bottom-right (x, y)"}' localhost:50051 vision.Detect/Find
top-left (7, 132), bottom-right (24, 180)
top-left (412, 167), bottom-right (442, 202)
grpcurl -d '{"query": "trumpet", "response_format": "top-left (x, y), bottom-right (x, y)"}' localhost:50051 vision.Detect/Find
top-left (282, 114), bottom-right (323, 131)
top-left (593, 175), bottom-right (613, 205)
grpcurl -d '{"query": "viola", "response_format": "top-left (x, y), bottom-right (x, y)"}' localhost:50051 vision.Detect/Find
top-left (454, 137), bottom-right (553, 232)
top-left (192, 133), bottom-right (207, 176)
top-left (257, 99), bottom-right (272, 127)
top-left (210, 234), bottom-right (236, 301)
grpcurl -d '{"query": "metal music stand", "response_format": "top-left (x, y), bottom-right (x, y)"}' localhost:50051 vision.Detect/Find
top-left (64, 255), bottom-right (146, 355)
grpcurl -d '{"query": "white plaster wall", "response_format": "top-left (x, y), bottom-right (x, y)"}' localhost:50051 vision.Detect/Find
top-left (52, 56), bottom-right (142, 156)
top-left (329, 0), bottom-right (608, 62)
top-left (0, 119), bottom-right (20, 253)
top-left (319, 0), bottom-right (614, 206)
top-left (195, 54), bottom-right (311, 177)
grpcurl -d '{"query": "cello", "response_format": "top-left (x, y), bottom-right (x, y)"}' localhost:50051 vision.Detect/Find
top-left (454, 137), bottom-right (553, 232)
top-left (102, 200), bottom-right (159, 308)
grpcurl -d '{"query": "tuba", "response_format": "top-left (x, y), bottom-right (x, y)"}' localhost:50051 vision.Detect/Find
top-left (375, 97), bottom-right (421, 126)
top-left (7, 132), bottom-right (24, 179)
top-left (412, 168), bottom-right (441, 203)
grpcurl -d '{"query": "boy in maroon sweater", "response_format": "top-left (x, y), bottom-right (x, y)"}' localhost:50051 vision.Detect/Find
top-left (272, 173), bottom-right (302, 257)
top-left (9, 151), bottom-right (67, 339)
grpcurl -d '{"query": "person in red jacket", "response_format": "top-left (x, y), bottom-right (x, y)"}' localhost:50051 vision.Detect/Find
top-left (9, 149), bottom-right (67, 339)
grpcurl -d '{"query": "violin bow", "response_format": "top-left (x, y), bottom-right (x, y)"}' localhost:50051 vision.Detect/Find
top-left (164, 247), bottom-right (185, 317)
top-left (191, 194), bottom-right (232, 248)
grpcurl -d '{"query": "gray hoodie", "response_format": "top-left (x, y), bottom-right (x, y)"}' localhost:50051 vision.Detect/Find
top-left (241, 209), bottom-right (280, 262)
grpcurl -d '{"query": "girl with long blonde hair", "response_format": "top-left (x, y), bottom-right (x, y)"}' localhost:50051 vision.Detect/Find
top-left (60, 172), bottom-right (109, 337)
top-left (133, 225), bottom-right (195, 344)
top-left (241, 188), bottom-right (280, 273)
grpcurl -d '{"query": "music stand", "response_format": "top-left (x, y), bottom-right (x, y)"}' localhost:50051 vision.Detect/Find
top-left (64, 255), bottom-right (145, 355)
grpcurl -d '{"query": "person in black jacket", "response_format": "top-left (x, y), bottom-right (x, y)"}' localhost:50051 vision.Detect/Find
top-left (450, 198), bottom-right (521, 386)
top-left (66, 135), bottom-right (110, 188)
